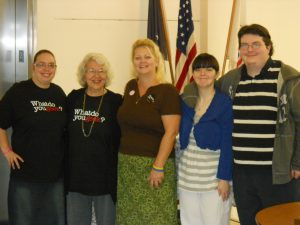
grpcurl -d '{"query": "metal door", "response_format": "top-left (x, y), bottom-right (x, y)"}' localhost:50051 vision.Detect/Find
top-left (0, 0), bottom-right (34, 224)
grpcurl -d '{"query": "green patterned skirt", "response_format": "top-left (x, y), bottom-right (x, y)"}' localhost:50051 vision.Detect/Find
top-left (116, 153), bottom-right (178, 225)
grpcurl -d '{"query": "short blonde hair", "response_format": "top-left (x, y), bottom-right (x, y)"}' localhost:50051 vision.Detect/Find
top-left (131, 39), bottom-right (166, 83)
top-left (77, 52), bottom-right (113, 87)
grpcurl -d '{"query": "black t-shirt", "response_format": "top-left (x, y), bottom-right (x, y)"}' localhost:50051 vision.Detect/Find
top-left (0, 79), bottom-right (67, 182)
top-left (66, 88), bottom-right (122, 198)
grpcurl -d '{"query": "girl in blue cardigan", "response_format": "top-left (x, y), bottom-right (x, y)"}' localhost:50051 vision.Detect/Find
top-left (177, 53), bottom-right (233, 225)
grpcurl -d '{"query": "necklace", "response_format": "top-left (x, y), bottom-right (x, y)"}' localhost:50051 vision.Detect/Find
top-left (81, 92), bottom-right (104, 138)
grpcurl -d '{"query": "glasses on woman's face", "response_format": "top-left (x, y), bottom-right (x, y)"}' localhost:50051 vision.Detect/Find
top-left (240, 42), bottom-right (264, 51)
top-left (34, 62), bottom-right (57, 69)
top-left (85, 68), bottom-right (106, 75)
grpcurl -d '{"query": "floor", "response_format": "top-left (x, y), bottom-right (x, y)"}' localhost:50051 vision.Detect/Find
top-left (230, 220), bottom-right (240, 225)
top-left (230, 206), bottom-right (240, 224)
top-left (90, 205), bottom-right (241, 225)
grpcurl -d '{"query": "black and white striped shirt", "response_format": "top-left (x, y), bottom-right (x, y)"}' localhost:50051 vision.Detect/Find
top-left (232, 61), bottom-right (280, 166)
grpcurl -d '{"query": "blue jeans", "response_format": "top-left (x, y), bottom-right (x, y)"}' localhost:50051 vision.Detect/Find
top-left (8, 177), bottom-right (65, 225)
top-left (67, 192), bottom-right (115, 225)
top-left (233, 166), bottom-right (300, 225)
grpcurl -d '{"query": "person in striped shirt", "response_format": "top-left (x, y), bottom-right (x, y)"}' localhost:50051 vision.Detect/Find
top-left (177, 53), bottom-right (233, 225)
top-left (217, 24), bottom-right (300, 225)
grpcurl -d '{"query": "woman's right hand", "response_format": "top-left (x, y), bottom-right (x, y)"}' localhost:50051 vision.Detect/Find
top-left (217, 180), bottom-right (230, 201)
top-left (148, 170), bottom-right (165, 189)
top-left (4, 151), bottom-right (24, 169)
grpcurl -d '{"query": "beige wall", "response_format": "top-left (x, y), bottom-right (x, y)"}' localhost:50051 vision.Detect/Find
top-left (35, 0), bottom-right (201, 94)
top-left (36, 0), bottom-right (300, 95)
top-left (207, 0), bottom-right (300, 74)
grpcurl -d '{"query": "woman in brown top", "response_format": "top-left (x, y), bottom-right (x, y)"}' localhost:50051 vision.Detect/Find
top-left (116, 39), bottom-right (181, 225)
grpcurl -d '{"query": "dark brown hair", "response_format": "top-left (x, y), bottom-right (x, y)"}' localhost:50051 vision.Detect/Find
top-left (238, 24), bottom-right (273, 56)
top-left (33, 49), bottom-right (56, 63)
top-left (192, 53), bottom-right (219, 73)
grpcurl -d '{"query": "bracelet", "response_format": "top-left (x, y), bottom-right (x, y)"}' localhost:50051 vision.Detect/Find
top-left (153, 164), bottom-right (164, 170)
top-left (152, 165), bottom-right (164, 173)
top-left (1, 147), bottom-right (12, 156)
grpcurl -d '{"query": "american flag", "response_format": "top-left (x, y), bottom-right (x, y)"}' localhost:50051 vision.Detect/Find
top-left (175, 0), bottom-right (197, 92)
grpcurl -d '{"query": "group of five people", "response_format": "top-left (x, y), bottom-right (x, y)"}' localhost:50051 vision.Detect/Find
top-left (0, 23), bottom-right (300, 225)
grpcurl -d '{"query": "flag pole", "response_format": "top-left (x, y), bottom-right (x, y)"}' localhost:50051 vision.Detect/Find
top-left (221, 0), bottom-right (238, 76)
top-left (159, 0), bottom-right (175, 84)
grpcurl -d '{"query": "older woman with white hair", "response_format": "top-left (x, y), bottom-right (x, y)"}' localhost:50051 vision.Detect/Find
top-left (66, 52), bottom-right (122, 225)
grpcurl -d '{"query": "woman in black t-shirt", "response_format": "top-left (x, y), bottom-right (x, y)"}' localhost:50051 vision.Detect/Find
top-left (0, 49), bottom-right (66, 225)
top-left (66, 53), bottom-right (122, 225)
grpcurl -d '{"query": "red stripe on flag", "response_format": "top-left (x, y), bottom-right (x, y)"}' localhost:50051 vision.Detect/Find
top-left (175, 44), bottom-right (197, 91)
top-left (236, 57), bottom-right (243, 67)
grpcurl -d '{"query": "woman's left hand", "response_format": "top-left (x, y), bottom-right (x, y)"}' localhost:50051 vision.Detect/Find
top-left (148, 170), bottom-right (164, 189)
top-left (218, 180), bottom-right (230, 201)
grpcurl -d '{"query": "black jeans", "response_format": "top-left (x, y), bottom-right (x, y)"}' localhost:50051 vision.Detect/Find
top-left (232, 166), bottom-right (300, 225)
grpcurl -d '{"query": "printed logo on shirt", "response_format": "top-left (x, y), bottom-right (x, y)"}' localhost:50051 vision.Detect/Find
top-left (72, 108), bottom-right (105, 123)
top-left (30, 101), bottom-right (63, 113)
top-left (228, 85), bottom-right (234, 99)
top-left (278, 93), bottom-right (287, 123)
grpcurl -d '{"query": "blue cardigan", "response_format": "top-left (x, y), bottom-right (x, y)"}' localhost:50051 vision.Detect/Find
top-left (179, 86), bottom-right (233, 180)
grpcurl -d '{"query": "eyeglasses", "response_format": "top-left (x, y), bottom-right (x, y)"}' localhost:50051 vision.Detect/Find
top-left (34, 62), bottom-right (57, 69)
top-left (240, 42), bottom-right (263, 50)
top-left (85, 68), bottom-right (106, 75)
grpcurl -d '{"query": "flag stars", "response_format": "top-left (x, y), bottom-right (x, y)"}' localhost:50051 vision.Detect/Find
top-left (177, 0), bottom-right (194, 44)
top-left (176, 0), bottom-right (196, 91)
